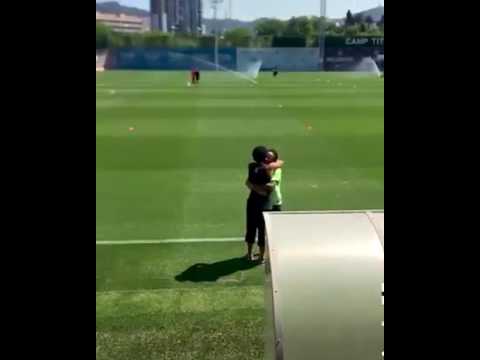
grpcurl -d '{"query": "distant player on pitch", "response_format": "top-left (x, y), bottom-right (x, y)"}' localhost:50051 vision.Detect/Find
top-left (191, 67), bottom-right (200, 85)
top-left (273, 66), bottom-right (279, 77)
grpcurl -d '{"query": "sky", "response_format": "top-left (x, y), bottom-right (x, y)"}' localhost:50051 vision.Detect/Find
top-left (105, 0), bottom-right (384, 20)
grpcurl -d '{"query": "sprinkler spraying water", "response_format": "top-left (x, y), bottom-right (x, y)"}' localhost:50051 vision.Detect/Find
top-left (170, 51), bottom-right (260, 85)
top-left (243, 60), bottom-right (263, 80)
top-left (353, 57), bottom-right (382, 77)
top-left (192, 56), bottom-right (261, 84)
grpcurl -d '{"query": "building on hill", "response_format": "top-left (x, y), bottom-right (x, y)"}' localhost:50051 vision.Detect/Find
top-left (96, 11), bottom-right (150, 33)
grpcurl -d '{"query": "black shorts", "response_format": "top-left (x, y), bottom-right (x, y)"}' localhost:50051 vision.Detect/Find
top-left (245, 197), bottom-right (268, 247)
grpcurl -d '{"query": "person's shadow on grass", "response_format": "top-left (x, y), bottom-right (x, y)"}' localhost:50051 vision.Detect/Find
top-left (175, 257), bottom-right (260, 283)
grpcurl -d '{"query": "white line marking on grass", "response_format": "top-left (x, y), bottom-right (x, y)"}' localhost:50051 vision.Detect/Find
top-left (96, 237), bottom-right (243, 245)
top-left (96, 284), bottom-right (261, 294)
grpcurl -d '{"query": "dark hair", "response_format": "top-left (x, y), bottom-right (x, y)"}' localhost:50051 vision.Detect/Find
top-left (252, 146), bottom-right (268, 163)
top-left (269, 148), bottom-right (279, 162)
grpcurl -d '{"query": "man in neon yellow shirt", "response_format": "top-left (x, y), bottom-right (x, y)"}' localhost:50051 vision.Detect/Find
top-left (267, 149), bottom-right (283, 211)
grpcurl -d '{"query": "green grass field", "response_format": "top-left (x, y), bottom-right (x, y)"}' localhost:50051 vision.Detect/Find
top-left (96, 71), bottom-right (384, 360)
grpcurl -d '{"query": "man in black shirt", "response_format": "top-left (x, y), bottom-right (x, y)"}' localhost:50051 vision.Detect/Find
top-left (244, 146), bottom-right (284, 262)
top-left (273, 66), bottom-right (279, 77)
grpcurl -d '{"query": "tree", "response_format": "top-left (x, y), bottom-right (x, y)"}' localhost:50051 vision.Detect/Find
top-left (96, 23), bottom-right (111, 49)
top-left (255, 18), bottom-right (287, 37)
top-left (223, 28), bottom-right (253, 47)
top-left (365, 27), bottom-right (383, 36)
top-left (198, 35), bottom-right (215, 48)
top-left (353, 13), bottom-right (364, 25)
top-left (345, 10), bottom-right (355, 27)
top-left (284, 16), bottom-right (313, 38)
top-left (310, 16), bottom-right (328, 34)
top-left (365, 16), bottom-right (374, 27)
top-left (125, 33), bottom-right (145, 47)
top-left (95, 12), bottom-right (384, 50)
top-left (142, 32), bottom-right (172, 47)
top-left (108, 32), bottom-right (127, 48)
top-left (326, 22), bottom-right (344, 35)
top-left (345, 24), bottom-right (361, 36)
top-left (378, 14), bottom-right (384, 31)
top-left (248, 34), bottom-right (274, 48)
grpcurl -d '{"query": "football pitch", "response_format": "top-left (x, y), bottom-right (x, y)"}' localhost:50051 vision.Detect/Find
top-left (96, 71), bottom-right (384, 360)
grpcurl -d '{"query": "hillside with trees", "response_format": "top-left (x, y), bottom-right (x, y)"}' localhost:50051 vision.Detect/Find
top-left (97, 9), bottom-right (383, 49)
